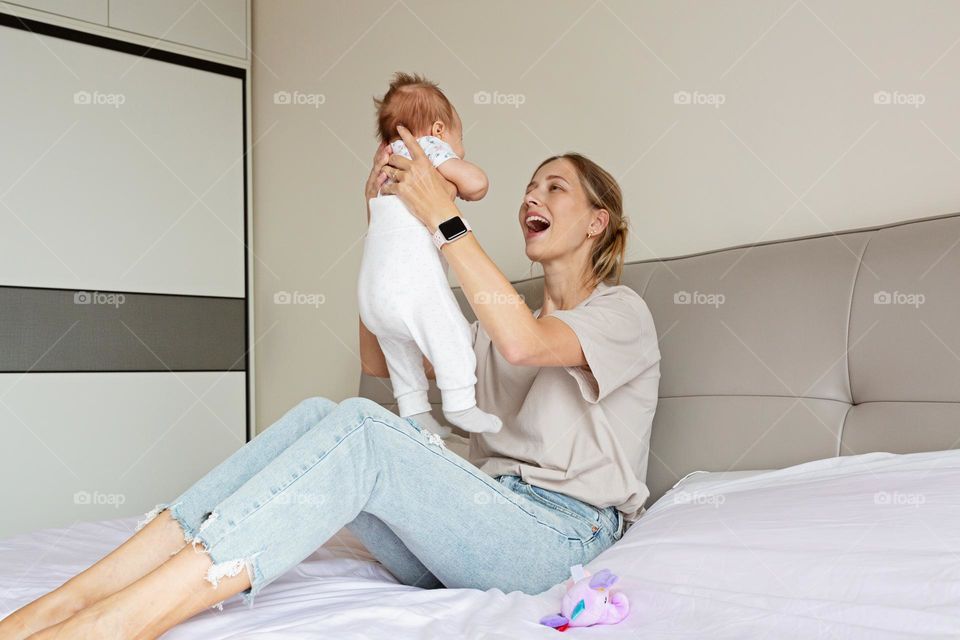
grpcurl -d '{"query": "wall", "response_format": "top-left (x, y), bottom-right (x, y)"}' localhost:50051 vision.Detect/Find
top-left (250, 0), bottom-right (960, 433)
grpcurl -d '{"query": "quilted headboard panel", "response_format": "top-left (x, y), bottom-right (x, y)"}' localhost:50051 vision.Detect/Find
top-left (359, 212), bottom-right (960, 505)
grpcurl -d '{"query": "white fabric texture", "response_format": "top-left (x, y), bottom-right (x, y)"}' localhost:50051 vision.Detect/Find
top-left (2, 449), bottom-right (958, 638)
top-left (388, 135), bottom-right (458, 167)
top-left (358, 194), bottom-right (476, 417)
top-left (597, 448), bottom-right (960, 638)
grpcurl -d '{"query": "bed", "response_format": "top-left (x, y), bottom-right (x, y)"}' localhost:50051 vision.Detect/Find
top-left (2, 448), bottom-right (958, 638)
top-left (4, 212), bottom-right (960, 637)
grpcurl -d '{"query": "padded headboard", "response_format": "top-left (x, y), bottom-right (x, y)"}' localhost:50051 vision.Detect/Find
top-left (359, 212), bottom-right (960, 506)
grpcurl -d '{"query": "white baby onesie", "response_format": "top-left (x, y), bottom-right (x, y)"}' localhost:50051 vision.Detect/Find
top-left (358, 136), bottom-right (500, 434)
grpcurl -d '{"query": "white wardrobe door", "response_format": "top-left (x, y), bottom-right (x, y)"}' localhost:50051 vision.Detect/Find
top-left (0, 23), bottom-right (245, 297)
top-left (0, 372), bottom-right (246, 538)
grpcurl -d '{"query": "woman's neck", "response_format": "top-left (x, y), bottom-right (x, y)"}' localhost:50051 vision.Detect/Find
top-left (540, 262), bottom-right (596, 314)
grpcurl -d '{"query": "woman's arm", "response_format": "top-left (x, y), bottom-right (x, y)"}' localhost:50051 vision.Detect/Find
top-left (379, 126), bottom-right (587, 368)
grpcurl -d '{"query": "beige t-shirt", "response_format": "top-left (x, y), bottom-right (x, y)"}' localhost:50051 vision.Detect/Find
top-left (467, 281), bottom-right (661, 525)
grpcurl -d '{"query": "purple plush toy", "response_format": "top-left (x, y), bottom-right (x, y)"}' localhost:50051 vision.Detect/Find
top-left (539, 565), bottom-right (630, 631)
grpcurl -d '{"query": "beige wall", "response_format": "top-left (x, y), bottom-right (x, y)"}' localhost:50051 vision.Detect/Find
top-left (250, 0), bottom-right (960, 433)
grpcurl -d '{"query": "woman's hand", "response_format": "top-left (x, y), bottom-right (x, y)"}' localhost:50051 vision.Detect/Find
top-left (364, 142), bottom-right (391, 202)
top-left (364, 143), bottom-right (392, 226)
top-left (379, 125), bottom-right (460, 232)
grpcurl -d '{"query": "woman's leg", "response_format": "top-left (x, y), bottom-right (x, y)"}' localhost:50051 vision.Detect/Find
top-left (30, 396), bottom-right (616, 638)
top-left (345, 512), bottom-right (442, 589)
top-left (0, 396), bottom-right (339, 639)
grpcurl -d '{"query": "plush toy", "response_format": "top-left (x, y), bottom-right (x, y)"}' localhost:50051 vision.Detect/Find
top-left (539, 564), bottom-right (630, 631)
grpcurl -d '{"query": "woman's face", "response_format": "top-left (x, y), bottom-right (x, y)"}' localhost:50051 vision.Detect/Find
top-left (519, 158), bottom-right (597, 264)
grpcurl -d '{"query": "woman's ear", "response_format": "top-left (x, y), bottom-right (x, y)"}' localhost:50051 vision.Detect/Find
top-left (590, 209), bottom-right (610, 236)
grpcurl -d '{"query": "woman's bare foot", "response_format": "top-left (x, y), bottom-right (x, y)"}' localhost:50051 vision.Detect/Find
top-left (2, 509), bottom-right (190, 639)
top-left (25, 600), bottom-right (126, 640)
top-left (0, 583), bottom-right (86, 640)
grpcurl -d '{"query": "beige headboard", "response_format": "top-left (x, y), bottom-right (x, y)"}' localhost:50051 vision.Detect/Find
top-left (359, 211), bottom-right (960, 506)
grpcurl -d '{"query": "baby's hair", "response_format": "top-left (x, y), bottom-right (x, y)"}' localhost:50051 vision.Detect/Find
top-left (373, 72), bottom-right (456, 145)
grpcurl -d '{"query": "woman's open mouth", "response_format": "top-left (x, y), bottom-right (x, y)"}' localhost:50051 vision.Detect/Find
top-left (524, 214), bottom-right (551, 238)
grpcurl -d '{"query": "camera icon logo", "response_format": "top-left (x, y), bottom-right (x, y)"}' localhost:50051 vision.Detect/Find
top-left (474, 91), bottom-right (491, 105)
top-left (273, 90), bottom-right (292, 105)
top-left (674, 291), bottom-right (692, 304)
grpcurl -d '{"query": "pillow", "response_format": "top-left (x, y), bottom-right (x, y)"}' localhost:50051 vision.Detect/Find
top-left (662, 468), bottom-right (774, 500)
top-left (576, 450), bottom-right (960, 638)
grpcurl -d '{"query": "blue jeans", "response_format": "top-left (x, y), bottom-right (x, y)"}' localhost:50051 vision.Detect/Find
top-left (136, 396), bottom-right (624, 609)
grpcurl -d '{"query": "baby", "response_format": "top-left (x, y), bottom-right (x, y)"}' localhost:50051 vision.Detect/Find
top-left (357, 72), bottom-right (502, 437)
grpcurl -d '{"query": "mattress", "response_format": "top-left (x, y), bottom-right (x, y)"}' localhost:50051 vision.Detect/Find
top-left (2, 448), bottom-right (959, 638)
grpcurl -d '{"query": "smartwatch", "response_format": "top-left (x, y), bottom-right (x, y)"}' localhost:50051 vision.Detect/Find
top-left (432, 215), bottom-right (472, 250)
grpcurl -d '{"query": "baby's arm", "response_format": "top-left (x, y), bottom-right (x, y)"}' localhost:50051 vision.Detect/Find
top-left (436, 159), bottom-right (489, 201)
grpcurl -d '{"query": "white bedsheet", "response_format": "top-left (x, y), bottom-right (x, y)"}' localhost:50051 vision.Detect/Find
top-left (2, 449), bottom-right (959, 638)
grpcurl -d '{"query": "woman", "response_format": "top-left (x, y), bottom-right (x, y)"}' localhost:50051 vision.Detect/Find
top-left (1, 125), bottom-right (660, 639)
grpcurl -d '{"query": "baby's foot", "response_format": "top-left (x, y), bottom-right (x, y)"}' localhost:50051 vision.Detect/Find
top-left (443, 406), bottom-right (502, 434)
top-left (408, 411), bottom-right (452, 438)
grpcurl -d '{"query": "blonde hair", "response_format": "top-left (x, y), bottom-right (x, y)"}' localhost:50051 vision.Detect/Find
top-left (373, 72), bottom-right (455, 145)
top-left (531, 153), bottom-right (628, 289)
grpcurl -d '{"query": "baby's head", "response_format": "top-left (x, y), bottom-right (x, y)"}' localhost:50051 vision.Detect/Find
top-left (374, 72), bottom-right (464, 158)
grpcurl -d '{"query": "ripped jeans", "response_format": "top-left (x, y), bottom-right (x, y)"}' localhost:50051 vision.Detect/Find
top-left (136, 396), bottom-right (624, 610)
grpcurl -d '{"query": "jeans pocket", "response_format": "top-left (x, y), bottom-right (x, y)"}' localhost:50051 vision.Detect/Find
top-left (521, 483), bottom-right (602, 543)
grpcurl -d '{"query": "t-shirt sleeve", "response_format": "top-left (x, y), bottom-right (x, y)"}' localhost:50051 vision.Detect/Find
top-left (419, 136), bottom-right (459, 167)
top-left (549, 290), bottom-right (659, 404)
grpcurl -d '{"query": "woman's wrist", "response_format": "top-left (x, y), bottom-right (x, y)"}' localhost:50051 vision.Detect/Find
top-left (427, 201), bottom-right (462, 234)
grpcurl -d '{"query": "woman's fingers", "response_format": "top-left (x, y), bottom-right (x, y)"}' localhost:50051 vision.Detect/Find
top-left (385, 153), bottom-right (412, 170)
top-left (396, 125), bottom-right (427, 162)
top-left (379, 179), bottom-right (399, 196)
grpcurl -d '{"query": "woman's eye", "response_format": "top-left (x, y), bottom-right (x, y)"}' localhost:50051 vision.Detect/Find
top-left (550, 184), bottom-right (563, 191)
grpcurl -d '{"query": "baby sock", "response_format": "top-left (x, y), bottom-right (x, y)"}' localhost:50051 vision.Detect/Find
top-left (443, 405), bottom-right (502, 434)
top-left (409, 410), bottom-right (452, 439)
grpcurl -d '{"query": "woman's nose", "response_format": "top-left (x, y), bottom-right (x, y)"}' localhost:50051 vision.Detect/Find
top-left (525, 193), bottom-right (541, 207)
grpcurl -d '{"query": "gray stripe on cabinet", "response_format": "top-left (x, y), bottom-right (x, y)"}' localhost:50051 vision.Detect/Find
top-left (0, 287), bottom-right (246, 372)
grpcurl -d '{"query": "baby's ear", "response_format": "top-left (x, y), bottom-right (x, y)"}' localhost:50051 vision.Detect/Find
top-left (431, 119), bottom-right (445, 138)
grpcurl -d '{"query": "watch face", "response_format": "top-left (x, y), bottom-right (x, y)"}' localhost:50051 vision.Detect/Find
top-left (439, 216), bottom-right (468, 240)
